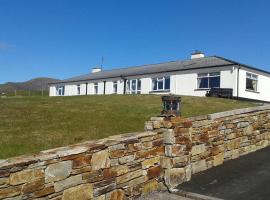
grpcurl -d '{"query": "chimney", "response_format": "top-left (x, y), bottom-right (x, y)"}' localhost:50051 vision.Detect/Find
top-left (191, 50), bottom-right (205, 59)
top-left (91, 66), bottom-right (102, 73)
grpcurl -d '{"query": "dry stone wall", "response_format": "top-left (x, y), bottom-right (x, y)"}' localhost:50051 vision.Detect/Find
top-left (1, 105), bottom-right (270, 200)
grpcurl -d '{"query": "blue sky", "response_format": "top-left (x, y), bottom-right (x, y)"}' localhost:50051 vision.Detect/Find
top-left (0, 0), bottom-right (270, 83)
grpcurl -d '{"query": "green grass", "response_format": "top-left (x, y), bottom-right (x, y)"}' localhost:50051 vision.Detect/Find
top-left (0, 95), bottom-right (255, 159)
top-left (1, 90), bottom-right (49, 97)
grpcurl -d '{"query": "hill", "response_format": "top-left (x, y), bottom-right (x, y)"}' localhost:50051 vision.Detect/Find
top-left (0, 77), bottom-right (59, 94)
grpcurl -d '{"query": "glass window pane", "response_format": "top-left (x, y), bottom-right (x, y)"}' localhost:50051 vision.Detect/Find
top-left (209, 72), bottom-right (220, 76)
top-left (165, 77), bottom-right (170, 90)
top-left (209, 76), bottom-right (220, 88)
top-left (126, 80), bottom-right (130, 92)
top-left (131, 80), bottom-right (136, 91)
top-left (152, 78), bottom-right (157, 90)
top-left (198, 78), bottom-right (209, 88)
top-left (246, 73), bottom-right (252, 78)
top-left (113, 82), bottom-right (117, 93)
top-left (251, 74), bottom-right (258, 80)
top-left (137, 79), bottom-right (141, 91)
top-left (246, 79), bottom-right (257, 91)
top-left (158, 80), bottom-right (163, 90)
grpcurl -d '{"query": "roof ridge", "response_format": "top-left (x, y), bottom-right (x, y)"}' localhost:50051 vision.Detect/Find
top-left (213, 55), bottom-right (270, 75)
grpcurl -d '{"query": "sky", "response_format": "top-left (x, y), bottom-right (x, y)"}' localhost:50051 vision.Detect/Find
top-left (0, 0), bottom-right (270, 83)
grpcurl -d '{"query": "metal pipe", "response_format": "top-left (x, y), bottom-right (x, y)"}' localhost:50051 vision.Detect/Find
top-left (85, 83), bottom-right (88, 95)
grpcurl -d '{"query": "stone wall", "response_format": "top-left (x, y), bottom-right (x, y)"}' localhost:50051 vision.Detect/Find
top-left (1, 105), bottom-right (270, 200)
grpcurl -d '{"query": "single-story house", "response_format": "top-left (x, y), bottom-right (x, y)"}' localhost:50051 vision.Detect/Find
top-left (49, 51), bottom-right (270, 102)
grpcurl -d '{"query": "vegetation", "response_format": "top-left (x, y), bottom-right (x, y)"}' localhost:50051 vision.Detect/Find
top-left (0, 77), bottom-right (58, 96)
top-left (0, 95), bottom-right (255, 159)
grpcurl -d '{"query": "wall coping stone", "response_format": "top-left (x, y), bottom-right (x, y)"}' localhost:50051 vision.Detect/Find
top-left (207, 105), bottom-right (270, 120)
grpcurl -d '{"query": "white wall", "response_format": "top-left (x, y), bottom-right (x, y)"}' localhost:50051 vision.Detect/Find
top-left (49, 86), bottom-right (56, 96)
top-left (237, 68), bottom-right (270, 102)
top-left (49, 65), bottom-right (252, 99)
top-left (172, 66), bottom-right (234, 96)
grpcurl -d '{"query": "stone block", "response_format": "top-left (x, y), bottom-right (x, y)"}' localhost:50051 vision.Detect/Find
top-left (185, 165), bottom-right (192, 181)
top-left (213, 152), bottom-right (224, 166)
top-left (119, 155), bottom-right (135, 164)
top-left (163, 129), bottom-right (175, 144)
top-left (135, 146), bottom-right (164, 159)
top-left (45, 161), bottom-right (72, 183)
top-left (191, 144), bottom-right (206, 156)
top-left (108, 144), bottom-right (125, 151)
top-left (0, 177), bottom-right (8, 186)
top-left (164, 168), bottom-right (186, 189)
top-left (172, 155), bottom-right (189, 168)
top-left (10, 168), bottom-right (44, 185)
top-left (33, 185), bottom-right (55, 198)
top-left (73, 155), bottom-right (91, 168)
top-left (93, 194), bottom-right (105, 200)
top-left (62, 183), bottom-right (93, 200)
top-left (103, 168), bottom-right (117, 180)
top-left (54, 174), bottom-right (83, 192)
top-left (107, 189), bottom-right (126, 200)
top-left (111, 165), bottom-right (129, 176)
top-left (142, 179), bottom-right (159, 194)
top-left (116, 170), bottom-right (145, 184)
top-left (147, 166), bottom-right (162, 179)
top-left (22, 178), bottom-right (44, 194)
top-left (118, 175), bottom-right (148, 188)
top-left (91, 150), bottom-right (110, 170)
top-left (256, 140), bottom-right (269, 149)
top-left (243, 125), bottom-right (253, 135)
top-left (141, 157), bottom-right (160, 169)
top-left (237, 122), bottom-right (249, 128)
top-left (191, 160), bottom-right (207, 174)
top-left (165, 145), bottom-right (172, 157)
top-left (172, 145), bottom-right (186, 156)
top-left (160, 157), bottom-right (173, 169)
top-left (82, 169), bottom-right (103, 183)
top-left (226, 138), bottom-right (241, 150)
top-left (210, 145), bottom-right (224, 156)
top-left (94, 182), bottom-right (116, 197)
top-left (208, 130), bottom-right (218, 138)
top-left (0, 185), bottom-right (21, 199)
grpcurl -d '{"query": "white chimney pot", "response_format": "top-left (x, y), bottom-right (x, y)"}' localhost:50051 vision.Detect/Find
top-left (92, 67), bottom-right (102, 73)
top-left (191, 51), bottom-right (205, 59)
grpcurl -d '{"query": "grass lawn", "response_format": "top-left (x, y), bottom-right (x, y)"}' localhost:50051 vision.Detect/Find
top-left (0, 95), bottom-right (255, 159)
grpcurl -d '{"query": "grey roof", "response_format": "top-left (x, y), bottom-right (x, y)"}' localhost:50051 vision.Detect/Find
top-left (50, 56), bottom-right (269, 84)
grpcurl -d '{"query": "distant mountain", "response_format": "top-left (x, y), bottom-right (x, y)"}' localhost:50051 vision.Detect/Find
top-left (0, 77), bottom-right (59, 93)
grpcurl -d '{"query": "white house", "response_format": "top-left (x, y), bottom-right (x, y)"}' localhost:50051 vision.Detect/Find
top-left (49, 52), bottom-right (270, 102)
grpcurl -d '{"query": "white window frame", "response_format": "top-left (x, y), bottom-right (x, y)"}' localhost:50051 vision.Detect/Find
top-left (126, 79), bottom-right (141, 94)
top-left (246, 72), bottom-right (258, 92)
top-left (113, 81), bottom-right (118, 94)
top-left (197, 72), bottom-right (220, 89)
top-left (151, 76), bottom-right (170, 91)
top-left (56, 86), bottom-right (65, 96)
top-left (77, 84), bottom-right (81, 95)
top-left (94, 83), bottom-right (98, 94)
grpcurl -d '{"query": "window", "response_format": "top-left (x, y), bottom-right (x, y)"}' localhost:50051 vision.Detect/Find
top-left (113, 81), bottom-right (117, 94)
top-left (56, 86), bottom-right (65, 96)
top-left (94, 83), bottom-right (98, 94)
top-left (126, 79), bottom-right (141, 94)
top-left (197, 72), bottom-right (220, 89)
top-left (77, 84), bottom-right (80, 95)
top-left (246, 73), bottom-right (258, 91)
top-left (152, 76), bottom-right (170, 91)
